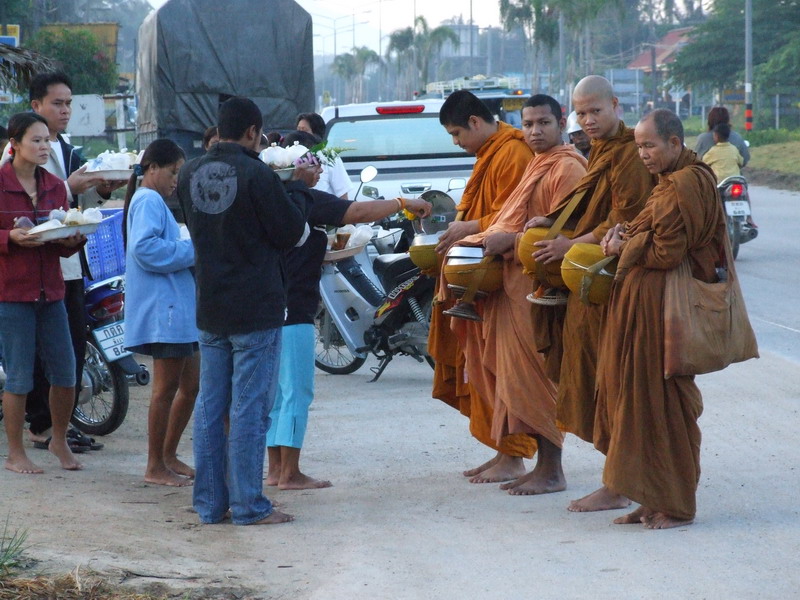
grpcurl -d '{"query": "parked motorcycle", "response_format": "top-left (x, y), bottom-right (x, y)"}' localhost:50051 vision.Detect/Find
top-left (314, 169), bottom-right (459, 381)
top-left (718, 175), bottom-right (757, 259)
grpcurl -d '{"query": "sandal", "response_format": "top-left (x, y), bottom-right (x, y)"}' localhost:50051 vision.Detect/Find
top-left (67, 428), bottom-right (104, 451)
top-left (32, 437), bottom-right (87, 453)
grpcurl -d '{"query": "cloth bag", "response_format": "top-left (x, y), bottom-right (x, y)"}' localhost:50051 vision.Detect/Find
top-left (663, 238), bottom-right (758, 378)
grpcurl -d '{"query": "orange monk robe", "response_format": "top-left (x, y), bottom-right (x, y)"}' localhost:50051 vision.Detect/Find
top-left (544, 123), bottom-right (656, 443)
top-left (594, 149), bottom-right (725, 520)
top-left (429, 122), bottom-right (535, 457)
top-left (452, 145), bottom-right (587, 446)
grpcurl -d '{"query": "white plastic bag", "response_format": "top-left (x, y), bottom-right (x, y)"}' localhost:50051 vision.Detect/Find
top-left (346, 224), bottom-right (373, 248)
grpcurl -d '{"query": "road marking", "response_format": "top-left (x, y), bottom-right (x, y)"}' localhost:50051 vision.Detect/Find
top-left (754, 316), bottom-right (800, 334)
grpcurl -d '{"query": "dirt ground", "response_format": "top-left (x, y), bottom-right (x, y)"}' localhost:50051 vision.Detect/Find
top-left (2, 348), bottom-right (799, 599)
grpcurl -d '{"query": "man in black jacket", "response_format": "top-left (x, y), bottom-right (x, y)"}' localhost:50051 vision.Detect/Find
top-left (178, 97), bottom-right (314, 526)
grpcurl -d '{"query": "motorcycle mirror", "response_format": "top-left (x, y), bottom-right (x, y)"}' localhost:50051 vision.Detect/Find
top-left (448, 177), bottom-right (467, 192)
top-left (360, 165), bottom-right (378, 184)
top-left (362, 185), bottom-right (379, 200)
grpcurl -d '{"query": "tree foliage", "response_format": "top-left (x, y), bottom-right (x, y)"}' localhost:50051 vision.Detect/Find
top-left (670, 0), bottom-right (800, 92)
top-left (331, 47), bottom-right (380, 103)
top-left (27, 28), bottom-right (118, 94)
top-left (385, 17), bottom-right (459, 92)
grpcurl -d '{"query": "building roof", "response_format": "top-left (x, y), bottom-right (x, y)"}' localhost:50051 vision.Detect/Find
top-left (0, 43), bottom-right (56, 91)
top-left (627, 27), bottom-right (694, 72)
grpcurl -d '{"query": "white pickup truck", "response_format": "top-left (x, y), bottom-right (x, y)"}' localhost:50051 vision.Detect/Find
top-left (321, 99), bottom-right (475, 203)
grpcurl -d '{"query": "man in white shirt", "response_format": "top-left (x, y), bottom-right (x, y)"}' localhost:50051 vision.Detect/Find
top-left (296, 112), bottom-right (351, 199)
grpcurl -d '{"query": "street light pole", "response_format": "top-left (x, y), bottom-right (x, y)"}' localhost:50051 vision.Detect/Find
top-left (744, 0), bottom-right (753, 133)
top-left (469, 0), bottom-right (474, 76)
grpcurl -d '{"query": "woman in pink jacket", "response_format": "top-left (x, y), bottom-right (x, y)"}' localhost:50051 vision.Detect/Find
top-left (0, 113), bottom-right (86, 474)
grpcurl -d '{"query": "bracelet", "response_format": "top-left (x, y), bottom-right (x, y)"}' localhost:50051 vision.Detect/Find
top-left (394, 197), bottom-right (404, 212)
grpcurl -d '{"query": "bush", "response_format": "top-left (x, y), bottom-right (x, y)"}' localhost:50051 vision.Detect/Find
top-left (744, 129), bottom-right (800, 148)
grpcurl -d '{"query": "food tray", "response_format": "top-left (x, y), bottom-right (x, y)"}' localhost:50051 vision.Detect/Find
top-left (28, 221), bottom-right (100, 241)
top-left (272, 167), bottom-right (294, 181)
top-left (85, 169), bottom-right (134, 180)
top-left (323, 244), bottom-right (367, 263)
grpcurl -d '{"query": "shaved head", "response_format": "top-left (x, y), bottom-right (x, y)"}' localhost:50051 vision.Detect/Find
top-left (639, 108), bottom-right (684, 144)
top-left (573, 76), bottom-right (615, 102)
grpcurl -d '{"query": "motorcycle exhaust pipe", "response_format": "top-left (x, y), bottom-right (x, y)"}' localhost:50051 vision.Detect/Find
top-left (748, 228), bottom-right (758, 240)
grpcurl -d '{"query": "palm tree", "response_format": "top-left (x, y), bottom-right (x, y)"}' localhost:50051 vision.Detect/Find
top-left (412, 16), bottom-right (460, 90)
top-left (386, 17), bottom-right (459, 96)
top-left (331, 47), bottom-right (381, 103)
top-left (386, 26), bottom-right (416, 98)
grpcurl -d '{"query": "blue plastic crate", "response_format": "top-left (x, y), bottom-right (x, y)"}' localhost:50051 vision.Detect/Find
top-left (85, 209), bottom-right (125, 280)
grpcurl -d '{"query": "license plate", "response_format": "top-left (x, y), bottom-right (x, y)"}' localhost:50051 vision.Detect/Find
top-left (92, 321), bottom-right (132, 361)
top-left (725, 200), bottom-right (750, 217)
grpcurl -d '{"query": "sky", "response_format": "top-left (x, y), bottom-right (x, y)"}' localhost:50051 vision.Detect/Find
top-left (146, 0), bottom-right (503, 58)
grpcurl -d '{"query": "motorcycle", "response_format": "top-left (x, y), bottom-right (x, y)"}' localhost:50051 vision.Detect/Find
top-left (0, 275), bottom-right (149, 434)
top-left (72, 274), bottom-right (150, 436)
top-left (313, 168), bottom-right (459, 381)
top-left (718, 175), bottom-right (757, 259)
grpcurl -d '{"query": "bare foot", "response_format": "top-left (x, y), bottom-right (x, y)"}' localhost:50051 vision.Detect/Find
top-left (48, 438), bottom-right (83, 471)
top-left (251, 510), bottom-right (294, 525)
top-left (5, 455), bottom-right (44, 474)
top-left (265, 465), bottom-right (281, 486)
top-left (27, 429), bottom-right (51, 444)
top-left (278, 472), bottom-right (333, 490)
top-left (165, 457), bottom-right (195, 479)
top-left (568, 486), bottom-right (630, 512)
top-left (469, 455), bottom-right (526, 484)
top-left (642, 512), bottom-right (694, 529)
top-left (463, 453), bottom-right (501, 477)
top-left (501, 467), bottom-right (566, 496)
top-left (613, 505), bottom-right (655, 524)
top-left (145, 467), bottom-right (193, 487)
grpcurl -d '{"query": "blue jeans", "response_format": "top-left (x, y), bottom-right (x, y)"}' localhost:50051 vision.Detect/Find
top-left (193, 327), bottom-right (282, 525)
top-left (0, 300), bottom-right (76, 394)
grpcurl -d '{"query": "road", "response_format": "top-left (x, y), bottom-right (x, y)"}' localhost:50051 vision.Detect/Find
top-left (0, 186), bottom-right (797, 599)
top-left (735, 185), bottom-right (800, 362)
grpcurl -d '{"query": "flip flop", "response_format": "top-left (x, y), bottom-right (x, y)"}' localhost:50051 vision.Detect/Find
top-left (32, 437), bottom-right (87, 453)
top-left (67, 428), bottom-right (104, 451)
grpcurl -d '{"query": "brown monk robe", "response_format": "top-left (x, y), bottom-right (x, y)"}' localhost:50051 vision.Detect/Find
top-left (594, 120), bottom-right (726, 529)
top-left (429, 121), bottom-right (536, 471)
top-left (451, 143), bottom-right (586, 493)
top-left (544, 121), bottom-right (654, 443)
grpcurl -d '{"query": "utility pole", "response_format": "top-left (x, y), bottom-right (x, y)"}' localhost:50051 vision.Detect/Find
top-left (469, 0), bottom-right (474, 76)
top-left (558, 11), bottom-right (565, 105)
top-left (744, 0), bottom-right (753, 133)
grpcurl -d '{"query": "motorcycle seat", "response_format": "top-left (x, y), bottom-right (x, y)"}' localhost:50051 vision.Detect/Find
top-left (373, 253), bottom-right (418, 291)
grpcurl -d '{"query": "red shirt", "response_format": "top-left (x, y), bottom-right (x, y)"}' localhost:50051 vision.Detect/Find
top-left (0, 161), bottom-right (81, 302)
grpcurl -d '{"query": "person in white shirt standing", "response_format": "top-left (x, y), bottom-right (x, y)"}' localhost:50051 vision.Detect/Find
top-left (296, 112), bottom-right (351, 199)
top-left (1, 72), bottom-right (126, 452)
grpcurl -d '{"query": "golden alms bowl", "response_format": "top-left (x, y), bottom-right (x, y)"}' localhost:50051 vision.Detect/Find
top-left (517, 226), bottom-right (574, 287)
top-left (561, 243), bottom-right (618, 304)
top-left (409, 233), bottom-right (443, 271)
top-left (443, 246), bottom-right (503, 293)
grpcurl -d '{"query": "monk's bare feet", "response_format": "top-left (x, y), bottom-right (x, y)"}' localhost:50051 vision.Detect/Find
top-left (251, 510), bottom-right (294, 525)
top-left (5, 454), bottom-right (44, 474)
top-left (613, 505), bottom-right (655, 524)
top-left (278, 472), bottom-right (333, 490)
top-left (568, 486), bottom-right (630, 512)
top-left (642, 512), bottom-right (694, 529)
top-left (265, 465), bottom-right (281, 486)
top-left (165, 457), bottom-right (195, 479)
top-left (49, 438), bottom-right (83, 471)
top-left (145, 467), bottom-right (192, 487)
top-left (463, 453), bottom-right (501, 477)
top-left (469, 454), bottom-right (525, 484)
top-left (501, 466), bottom-right (566, 496)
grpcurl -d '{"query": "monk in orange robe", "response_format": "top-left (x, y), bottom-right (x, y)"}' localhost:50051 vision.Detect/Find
top-left (524, 76), bottom-right (655, 511)
top-left (429, 89), bottom-right (536, 482)
top-left (595, 109), bottom-right (727, 528)
top-left (451, 95), bottom-right (587, 495)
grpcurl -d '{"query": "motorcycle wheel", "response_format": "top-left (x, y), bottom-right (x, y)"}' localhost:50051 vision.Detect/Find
top-left (71, 341), bottom-right (129, 436)
top-left (726, 215), bottom-right (741, 260)
top-left (314, 306), bottom-right (367, 375)
top-left (413, 289), bottom-right (436, 371)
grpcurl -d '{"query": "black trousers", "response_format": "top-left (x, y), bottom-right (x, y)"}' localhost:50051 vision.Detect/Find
top-left (25, 278), bottom-right (87, 435)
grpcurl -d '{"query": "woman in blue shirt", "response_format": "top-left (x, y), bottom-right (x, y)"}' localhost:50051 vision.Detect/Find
top-left (123, 139), bottom-right (197, 487)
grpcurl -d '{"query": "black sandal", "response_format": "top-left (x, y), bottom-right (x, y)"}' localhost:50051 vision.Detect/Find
top-left (32, 437), bottom-right (88, 453)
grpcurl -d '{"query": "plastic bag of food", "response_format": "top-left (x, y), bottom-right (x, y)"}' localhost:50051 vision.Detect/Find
top-left (346, 224), bottom-right (373, 248)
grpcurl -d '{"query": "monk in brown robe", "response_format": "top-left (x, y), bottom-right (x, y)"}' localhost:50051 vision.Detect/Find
top-left (451, 95), bottom-right (587, 494)
top-left (525, 76), bottom-right (655, 511)
top-left (430, 90), bottom-right (536, 482)
top-left (595, 109), bottom-right (726, 528)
